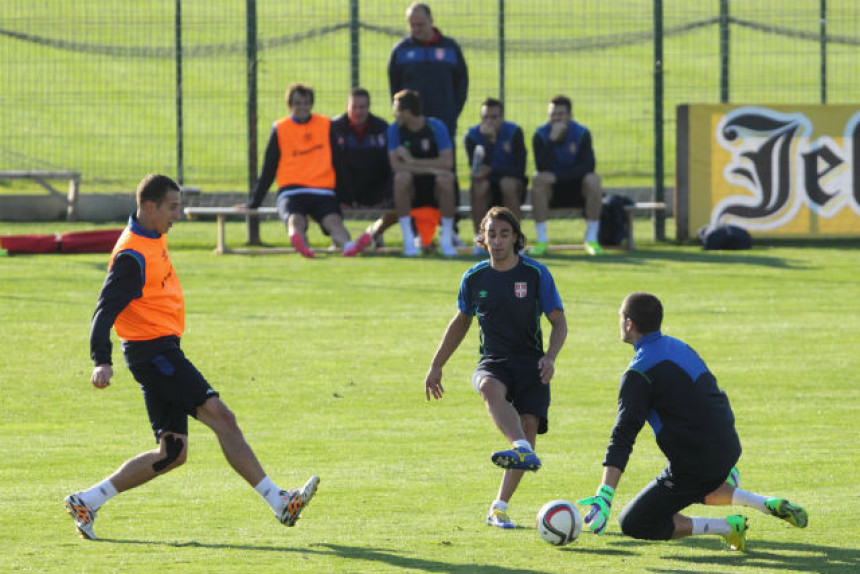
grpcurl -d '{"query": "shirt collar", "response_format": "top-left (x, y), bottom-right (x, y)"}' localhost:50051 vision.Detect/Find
top-left (633, 330), bottom-right (662, 352)
top-left (128, 214), bottom-right (161, 239)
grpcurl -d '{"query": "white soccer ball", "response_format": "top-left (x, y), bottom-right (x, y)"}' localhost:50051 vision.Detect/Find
top-left (536, 499), bottom-right (583, 546)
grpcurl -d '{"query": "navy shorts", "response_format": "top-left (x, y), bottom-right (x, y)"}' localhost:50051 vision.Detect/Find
top-left (472, 355), bottom-right (550, 434)
top-left (617, 465), bottom-right (733, 540)
top-left (128, 347), bottom-right (219, 442)
top-left (277, 191), bottom-right (342, 223)
top-left (549, 177), bottom-right (585, 208)
top-left (412, 175), bottom-right (439, 208)
top-left (486, 176), bottom-right (527, 206)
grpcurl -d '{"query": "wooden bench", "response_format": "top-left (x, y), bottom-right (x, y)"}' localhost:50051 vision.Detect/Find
top-left (183, 202), bottom-right (666, 255)
top-left (0, 170), bottom-right (82, 221)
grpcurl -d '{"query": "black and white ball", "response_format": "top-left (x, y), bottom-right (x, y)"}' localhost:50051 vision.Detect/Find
top-left (536, 500), bottom-right (583, 546)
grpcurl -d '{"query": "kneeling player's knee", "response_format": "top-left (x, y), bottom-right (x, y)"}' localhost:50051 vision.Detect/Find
top-left (618, 505), bottom-right (672, 541)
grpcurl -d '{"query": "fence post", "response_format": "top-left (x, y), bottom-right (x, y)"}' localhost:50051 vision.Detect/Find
top-left (720, 0), bottom-right (729, 103)
top-left (820, 0), bottom-right (827, 104)
top-left (350, 0), bottom-right (360, 88)
top-left (174, 0), bottom-right (184, 185)
top-left (653, 0), bottom-right (665, 241)
top-left (246, 0), bottom-right (260, 245)
top-left (498, 0), bottom-right (505, 102)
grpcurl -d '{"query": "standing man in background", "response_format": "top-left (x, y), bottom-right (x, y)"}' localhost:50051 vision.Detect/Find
top-left (389, 2), bottom-right (469, 243)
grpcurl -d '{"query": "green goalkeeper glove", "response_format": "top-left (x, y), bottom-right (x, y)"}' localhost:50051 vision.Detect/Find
top-left (577, 484), bottom-right (615, 535)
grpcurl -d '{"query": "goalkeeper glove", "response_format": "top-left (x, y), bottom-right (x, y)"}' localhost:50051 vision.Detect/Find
top-left (577, 484), bottom-right (615, 535)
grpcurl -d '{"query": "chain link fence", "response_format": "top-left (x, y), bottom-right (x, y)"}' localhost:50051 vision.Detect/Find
top-left (2, 0), bottom-right (858, 196)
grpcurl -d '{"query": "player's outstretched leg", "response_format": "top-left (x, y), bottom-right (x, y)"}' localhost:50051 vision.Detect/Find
top-left (765, 498), bottom-right (808, 528)
top-left (276, 475), bottom-right (320, 527)
top-left (64, 493), bottom-right (98, 540)
top-left (724, 515), bottom-right (748, 551)
top-left (490, 444), bottom-right (541, 471)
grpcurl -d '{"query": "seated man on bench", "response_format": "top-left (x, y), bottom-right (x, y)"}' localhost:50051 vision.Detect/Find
top-left (529, 94), bottom-right (604, 256)
top-left (246, 82), bottom-right (372, 258)
top-left (387, 89), bottom-right (457, 257)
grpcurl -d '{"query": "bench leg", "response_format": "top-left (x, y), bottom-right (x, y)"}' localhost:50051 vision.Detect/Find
top-left (625, 211), bottom-right (637, 251)
top-left (215, 214), bottom-right (226, 254)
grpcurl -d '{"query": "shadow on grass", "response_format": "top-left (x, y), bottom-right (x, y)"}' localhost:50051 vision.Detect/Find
top-left (534, 248), bottom-right (808, 269)
top-left (606, 535), bottom-right (859, 573)
top-left (98, 538), bottom-right (554, 573)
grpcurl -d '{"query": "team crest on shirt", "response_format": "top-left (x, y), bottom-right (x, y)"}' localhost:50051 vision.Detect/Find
top-left (568, 142), bottom-right (578, 154)
top-left (435, 48), bottom-right (446, 61)
top-left (503, 142), bottom-right (511, 153)
top-left (514, 282), bottom-right (527, 298)
top-left (421, 138), bottom-right (430, 151)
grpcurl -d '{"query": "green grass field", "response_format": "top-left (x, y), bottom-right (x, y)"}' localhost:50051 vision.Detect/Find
top-left (1, 219), bottom-right (858, 573)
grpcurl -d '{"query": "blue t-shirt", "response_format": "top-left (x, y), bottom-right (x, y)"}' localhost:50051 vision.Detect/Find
top-left (387, 117), bottom-right (452, 158)
top-left (457, 256), bottom-right (563, 358)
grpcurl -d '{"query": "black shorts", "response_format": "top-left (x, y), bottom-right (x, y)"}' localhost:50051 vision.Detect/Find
top-left (277, 191), bottom-right (342, 223)
top-left (354, 181), bottom-right (393, 208)
top-left (472, 355), bottom-right (550, 434)
top-left (486, 176), bottom-right (527, 205)
top-left (549, 177), bottom-right (585, 208)
top-left (413, 175), bottom-right (438, 209)
top-left (128, 347), bottom-right (219, 442)
top-left (617, 465), bottom-right (733, 540)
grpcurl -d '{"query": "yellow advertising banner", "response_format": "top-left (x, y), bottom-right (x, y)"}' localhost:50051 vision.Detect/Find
top-left (676, 104), bottom-right (860, 239)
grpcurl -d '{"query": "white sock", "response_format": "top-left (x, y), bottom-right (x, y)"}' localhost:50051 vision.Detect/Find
top-left (732, 488), bottom-right (769, 513)
top-left (490, 499), bottom-right (508, 512)
top-left (535, 221), bottom-right (548, 243)
top-left (512, 439), bottom-right (532, 451)
top-left (691, 517), bottom-right (731, 536)
top-left (585, 220), bottom-right (600, 243)
top-left (398, 216), bottom-right (415, 249)
top-left (254, 476), bottom-right (284, 513)
top-left (80, 478), bottom-right (118, 511)
top-left (440, 217), bottom-right (454, 246)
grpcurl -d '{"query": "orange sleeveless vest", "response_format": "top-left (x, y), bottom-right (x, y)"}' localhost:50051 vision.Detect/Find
top-left (110, 226), bottom-right (185, 341)
top-left (275, 114), bottom-right (336, 190)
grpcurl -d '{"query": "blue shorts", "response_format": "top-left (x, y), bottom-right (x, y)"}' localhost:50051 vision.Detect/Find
top-left (128, 347), bottom-right (219, 442)
top-left (276, 190), bottom-right (342, 223)
top-left (617, 465), bottom-right (734, 540)
top-left (549, 177), bottom-right (585, 208)
top-left (472, 355), bottom-right (550, 434)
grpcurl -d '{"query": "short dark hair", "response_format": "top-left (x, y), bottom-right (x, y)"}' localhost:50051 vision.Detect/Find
top-left (286, 82), bottom-right (314, 107)
top-left (407, 2), bottom-right (432, 19)
top-left (550, 94), bottom-right (572, 114)
top-left (350, 86), bottom-right (370, 103)
top-left (136, 173), bottom-right (179, 207)
top-left (476, 206), bottom-right (526, 252)
top-left (481, 97), bottom-right (504, 114)
top-left (393, 89), bottom-right (422, 116)
top-left (622, 292), bottom-right (663, 335)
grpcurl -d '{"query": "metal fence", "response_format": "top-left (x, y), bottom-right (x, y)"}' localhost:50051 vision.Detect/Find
top-left (2, 0), bottom-right (858, 197)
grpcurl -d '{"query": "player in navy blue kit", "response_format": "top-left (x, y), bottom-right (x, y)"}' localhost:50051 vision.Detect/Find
top-left (425, 207), bottom-right (567, 529)
top-left (578, 292), bottom-right (808, 551)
